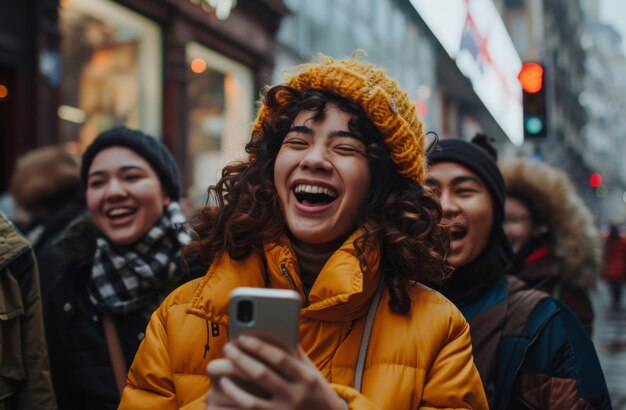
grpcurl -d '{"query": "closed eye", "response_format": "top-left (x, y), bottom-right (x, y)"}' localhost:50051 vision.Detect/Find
top-left (124, 174), bottom-right (142, 182)
top-left (456, 188), bottom-right (479, 196)
top-left (334, 145), bottom-right (365, 155)
top-left (88, 179), bottom-right (105, 189)
top-left (283, 138), bottom-right (308, 148)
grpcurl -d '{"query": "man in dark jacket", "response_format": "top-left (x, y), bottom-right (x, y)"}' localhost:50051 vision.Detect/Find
top-left (0, 211), bottom-right (57, 409)
top-left (426, 135), bottom-right (611, 409)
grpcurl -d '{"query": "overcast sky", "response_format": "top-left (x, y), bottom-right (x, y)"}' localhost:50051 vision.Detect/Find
top-left (599, 0), bottom-right (626, 55)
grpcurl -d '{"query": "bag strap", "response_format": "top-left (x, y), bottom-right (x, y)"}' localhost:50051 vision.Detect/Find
top-left (494, 298), bottom-right (559, 409)
top-left (354, 279), bottom-right (385, 392)
top-left (102, 314), bottom-right (128, 397)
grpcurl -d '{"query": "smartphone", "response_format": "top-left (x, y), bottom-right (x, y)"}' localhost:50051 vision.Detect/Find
top-left (228, 287), bottom-right (302, 351)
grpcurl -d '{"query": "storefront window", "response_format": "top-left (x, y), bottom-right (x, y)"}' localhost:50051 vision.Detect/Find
top-left (59, 0), bottom-right (162, 151)
top-left (185, 42), bottom-right (253, 203)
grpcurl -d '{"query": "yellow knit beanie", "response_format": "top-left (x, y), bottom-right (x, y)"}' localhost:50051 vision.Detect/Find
top-left (252, 52), bottom-right (426, 183)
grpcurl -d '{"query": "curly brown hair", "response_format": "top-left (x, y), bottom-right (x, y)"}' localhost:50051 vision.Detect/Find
top-left (184, 86), bottom-right (450, 313)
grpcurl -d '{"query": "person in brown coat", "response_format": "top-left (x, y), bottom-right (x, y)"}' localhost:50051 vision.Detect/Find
top-left (0, 211), bottom-right (57, 409)
top-left (500, 158), bottom-right (601, 334)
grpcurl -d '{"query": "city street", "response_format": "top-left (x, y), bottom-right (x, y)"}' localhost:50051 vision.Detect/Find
top-left (592, 282), bottom-right (626, 409)
top-left (2, 0), bottom-right (626, 408)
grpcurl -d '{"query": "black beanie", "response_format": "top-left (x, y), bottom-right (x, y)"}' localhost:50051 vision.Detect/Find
top-left (427, 135), bottom-right (505, 222)
top-left (81, 126), bottom-right (181, 200)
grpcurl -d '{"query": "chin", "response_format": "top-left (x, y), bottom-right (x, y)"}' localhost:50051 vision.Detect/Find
top-left (447, 255), bottom-right (467, 269)
top-left (108, 232), bottom-right (141, 246)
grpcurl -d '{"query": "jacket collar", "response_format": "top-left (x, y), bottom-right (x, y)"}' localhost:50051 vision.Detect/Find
top-left (0, 216), bottom-right (30, 270)
top-left (0, 216), bottom-right (29, 319)
top-left (186, 229), bottom-right (381, 324)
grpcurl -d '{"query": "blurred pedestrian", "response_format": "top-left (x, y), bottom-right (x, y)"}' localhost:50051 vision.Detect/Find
top-left (45, 126), bottom-right (193, 410)
top-left (500, 158), bottom-right (600, 334)
top-left (602, 223), bottom-right (626, 311)
top-left (0, 210), bottom-right (57, 409)
top-left (119, 53), bottom-right (488, 409)
top-left (427, 134), bottom-right (610, 409)
top-left (9, 146), bottom-right (86, 305)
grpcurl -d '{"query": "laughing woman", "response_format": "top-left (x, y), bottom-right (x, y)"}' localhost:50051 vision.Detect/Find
top-left (119, 54), bottom-right (488, 409)
top-left (45, 127), bottom-right (193, 410)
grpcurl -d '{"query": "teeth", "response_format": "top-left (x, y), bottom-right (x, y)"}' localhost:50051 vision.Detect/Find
top-left (108, 208), bottom-right (132, 217)
top-left (294, 184), bottom-right (337, 197)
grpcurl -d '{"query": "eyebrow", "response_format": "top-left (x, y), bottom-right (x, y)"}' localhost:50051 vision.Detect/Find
top-left (287, 126), bottom-right (364, 142)
top-left (425, 175), bottom-right (485, 188)
top-left (450, 175), bottom-right (484, 187)
top-left (88, 165), bottom-right (146, 178)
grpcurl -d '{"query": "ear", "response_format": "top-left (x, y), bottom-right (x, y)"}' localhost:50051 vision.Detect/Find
top-left (163, 191), bottom-right (172, 206)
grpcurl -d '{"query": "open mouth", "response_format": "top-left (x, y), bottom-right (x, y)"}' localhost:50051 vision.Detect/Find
top-left (449, 226), bottom-right (468, 241)
top-left (106, 207), bottom-right (137, 220)
top-left (293, 184), bottom-right (338, 206)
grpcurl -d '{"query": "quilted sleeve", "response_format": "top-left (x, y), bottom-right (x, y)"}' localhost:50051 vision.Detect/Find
top-left (517, 302), bottom-right (611, 410)
top-left (119, 302), bottom-right (181, 410)
top-left (420, 305), bottom-right (489, 410)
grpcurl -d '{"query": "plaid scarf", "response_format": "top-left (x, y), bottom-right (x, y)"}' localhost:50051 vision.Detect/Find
top-left (88, 202), bottom-right (190, 314)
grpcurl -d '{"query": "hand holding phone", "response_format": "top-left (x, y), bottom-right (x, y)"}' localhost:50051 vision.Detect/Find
top-left (228, 287), bottom-right (301, 351)
top-left (207, 288), bottom-right (344, 409)
top-left (224, 287), bottom-right (302, 399)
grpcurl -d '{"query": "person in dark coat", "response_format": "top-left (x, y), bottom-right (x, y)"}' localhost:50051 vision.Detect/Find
top-left (0, 211), bottom-right (57, 409)
top-left (426, 134), bottom-right (610, 409)
top-left (45, 127), bottom-right (194, 410)
top-left (500, 158), bottom-right (600, 334)
top-left (9, 146), bottom-right (86, 306)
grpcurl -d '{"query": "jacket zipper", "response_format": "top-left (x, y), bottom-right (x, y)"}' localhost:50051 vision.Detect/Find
top-left (280, 263), bottom-right (309, 305)
top-left (203, 320), bottom-right (210, 358)
top-left (280, 263), bottom-right (296, 290)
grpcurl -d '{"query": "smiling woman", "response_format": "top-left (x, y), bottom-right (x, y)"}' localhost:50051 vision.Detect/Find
top-left (45, 127), bottom-right (195, 410)
top-left (119, 53), bottom-right (489, 410)
top-left (86, 147), bottom-right (171, 246)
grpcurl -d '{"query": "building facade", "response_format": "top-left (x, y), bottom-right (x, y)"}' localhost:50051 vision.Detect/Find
top-left (580, 1), bottom-right (626, 223)
top-left (0, 0), bottom-right (287, 202)
top-left (273, 0), bottom-right (522, 149)
top-left (498, 0), bottom-right (594, 208)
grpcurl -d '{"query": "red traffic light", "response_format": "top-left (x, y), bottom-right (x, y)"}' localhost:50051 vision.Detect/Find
top-left (589, 173), bottom-right (603, 188)
top-left (518, 63), bottom-right (544, 94)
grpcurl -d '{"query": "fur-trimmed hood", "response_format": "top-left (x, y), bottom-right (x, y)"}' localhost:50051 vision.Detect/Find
top-left (499, 158), bottom-right (602, 288)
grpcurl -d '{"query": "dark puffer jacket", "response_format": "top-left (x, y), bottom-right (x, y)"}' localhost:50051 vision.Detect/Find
top-left (461, 275), bottom-right (610, 409)
top-left (45, 217), bottom-right (190, 410)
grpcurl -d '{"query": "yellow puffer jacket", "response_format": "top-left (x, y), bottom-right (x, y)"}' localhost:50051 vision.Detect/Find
top-left (119, 232), bottom-right (487, 409)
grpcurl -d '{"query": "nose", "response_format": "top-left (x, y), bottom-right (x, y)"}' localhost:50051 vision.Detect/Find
top-left (439, 190), bottom-right (459, 218)
top-left (103, 178), bottom-right (127, 201)
top-left (300, 144), bottom-right (332, 172)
